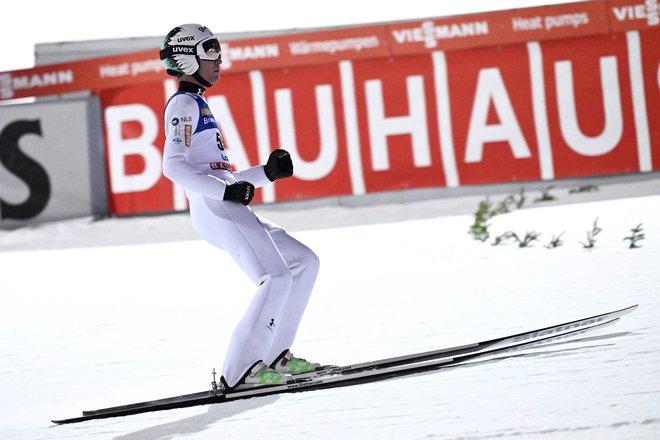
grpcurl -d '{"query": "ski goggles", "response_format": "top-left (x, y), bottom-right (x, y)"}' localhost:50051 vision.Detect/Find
top-left (159, 37), bottom-right (222, 62)
top-left (198, 37), bottom-right (222, 61)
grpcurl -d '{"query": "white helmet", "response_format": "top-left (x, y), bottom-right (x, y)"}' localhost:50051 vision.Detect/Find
top-left (160, 24), bottom-right (221, 86)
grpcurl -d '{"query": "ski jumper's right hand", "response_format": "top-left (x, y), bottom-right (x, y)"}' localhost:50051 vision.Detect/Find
top-left (223, 181), bottom-right (255, 205)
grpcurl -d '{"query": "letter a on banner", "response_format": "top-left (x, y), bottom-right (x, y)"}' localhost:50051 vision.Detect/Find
top-left (465, 68), bottom-right (530, 163)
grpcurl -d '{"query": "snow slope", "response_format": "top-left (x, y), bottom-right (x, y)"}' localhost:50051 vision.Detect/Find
top-left (1, 181), bottom-right (658, 440)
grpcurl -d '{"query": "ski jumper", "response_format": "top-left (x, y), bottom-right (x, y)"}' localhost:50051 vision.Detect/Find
top-left (162, 82), bottom-right (319, 387)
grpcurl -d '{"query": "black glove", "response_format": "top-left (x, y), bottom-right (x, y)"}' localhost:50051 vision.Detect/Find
top-left (264, 149), bottom-right (293, 181)
top-left (223, 181), bottom-right (255, 206)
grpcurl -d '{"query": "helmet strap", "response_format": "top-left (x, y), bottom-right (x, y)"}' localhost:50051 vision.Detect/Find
top-left (192, 53), bottom-right (213, 87)
top-left (193, 71), bottom-right (212, 88)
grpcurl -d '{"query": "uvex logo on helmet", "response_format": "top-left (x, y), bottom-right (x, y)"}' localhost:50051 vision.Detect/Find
top-left (172, 46), bottom-right (195, 54)
top-left (177, 36), bottom-right (195, 42)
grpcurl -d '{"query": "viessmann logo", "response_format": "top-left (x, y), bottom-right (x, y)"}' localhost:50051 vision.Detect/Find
top-left (0, 70), bottom-right (74, 99)
top-left (392, 20), bottom-right (490, 49)
top-left (612, 0), bottom-right (660, 26)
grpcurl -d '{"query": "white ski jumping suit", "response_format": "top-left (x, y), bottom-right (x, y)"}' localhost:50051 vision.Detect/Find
top-left (162, 82), bottom-right (319, 387)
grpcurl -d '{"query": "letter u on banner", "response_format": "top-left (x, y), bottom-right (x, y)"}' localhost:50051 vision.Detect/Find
top-left (555, 56), bottom-right (623, 156)
top-left (274, 86), bottom-right (338, 180)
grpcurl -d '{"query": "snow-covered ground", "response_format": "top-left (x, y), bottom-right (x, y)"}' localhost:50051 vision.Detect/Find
top-left (1, 178), bottom-right (659, 440)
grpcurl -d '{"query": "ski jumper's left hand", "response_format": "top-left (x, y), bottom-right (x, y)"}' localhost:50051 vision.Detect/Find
top-left (264, 149), bottom-right (294, 181)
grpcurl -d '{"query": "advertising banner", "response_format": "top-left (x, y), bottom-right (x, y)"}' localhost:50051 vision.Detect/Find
top-left (1, 1), bottom-right (657, 102)
top-left (100, 29), bottom-right (659, 215)
top-left (1, 0), bottom-right (657, 219)
top-left (0, 98), bottom-right (106, 227)
top-left (387, 1), bottom-right (610, 55)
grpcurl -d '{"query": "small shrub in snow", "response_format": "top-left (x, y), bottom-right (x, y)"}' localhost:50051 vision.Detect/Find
top-left (623, 224), bottom-right (644, 249)
top-left (580, 218), bottom-right (602, 249)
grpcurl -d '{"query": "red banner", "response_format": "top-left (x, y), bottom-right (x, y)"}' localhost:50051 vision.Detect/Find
top-left (540, 33), bottom-right (638, 177)
top-left (1, 0), bottom-right (657, 102)
top-left (639, 29), bottom-right (660, 172)
top-left (445, 43), bottom-right (542, 185)
top-left (387, 1), bottom-right (610, 55)
top-left (100, 28), bottom-right (660, 215)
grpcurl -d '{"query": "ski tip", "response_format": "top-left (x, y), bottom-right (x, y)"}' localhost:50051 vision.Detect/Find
top-left (612, 304), bottom-right (639, 316)
top-left (624, 304), bottom-right (639, 314)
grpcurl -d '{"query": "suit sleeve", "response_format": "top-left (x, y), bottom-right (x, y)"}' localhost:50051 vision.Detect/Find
top-left (232, 165), bottom-right (272, 188)
top-left (162, 95), bottom-right (228, 200)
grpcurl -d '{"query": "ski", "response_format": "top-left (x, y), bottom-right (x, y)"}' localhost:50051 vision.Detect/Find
top-left (52, 305), bottom-right (636, 425)
top-left (294, 303), bottom-right (638, 379)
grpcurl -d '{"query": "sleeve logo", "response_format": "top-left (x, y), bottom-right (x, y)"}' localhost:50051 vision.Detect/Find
top-left (184, 125), bottom-right (192, 147)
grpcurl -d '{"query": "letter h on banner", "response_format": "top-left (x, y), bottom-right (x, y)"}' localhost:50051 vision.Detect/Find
top-left (365, 76), bottom-right (431, 171)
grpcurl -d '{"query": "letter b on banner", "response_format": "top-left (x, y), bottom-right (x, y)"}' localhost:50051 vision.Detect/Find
top-left (105, 104), bottom-right (162, 193)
